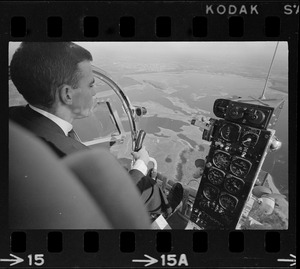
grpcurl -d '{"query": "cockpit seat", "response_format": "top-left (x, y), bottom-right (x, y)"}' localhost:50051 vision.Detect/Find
top-left (9, 121), bottom-right (150, 229)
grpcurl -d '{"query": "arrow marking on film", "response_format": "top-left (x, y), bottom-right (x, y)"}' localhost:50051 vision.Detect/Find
top-left (0, 254), bottom-right (24, 266)
top-left (132, 254), bottom-right (158, 267)
top-left (277, 254), bottom-right (296, 267)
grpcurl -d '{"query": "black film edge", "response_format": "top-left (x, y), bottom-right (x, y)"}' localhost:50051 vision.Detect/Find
top-left (0, 1), bottom-right (298, 268)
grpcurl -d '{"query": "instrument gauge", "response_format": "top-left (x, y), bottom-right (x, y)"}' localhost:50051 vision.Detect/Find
top-left (207, 167), bottom-right (225, 185)
top-left (228, 106), bottom-right (244, 120)
top-left (220, 123), bottom-right (241, 142)
top-left (230, 157), bottom-right (251, 178)
top-left (212, 150), bottom-right (231, 170)
top-left (224, 175), bottom-right (245, 194)
top-left (219, 194), bottom-right (238, 212)
top-left (241, 132), bottom-right (259, 147)
top-left (203, 184), bottom-right (219, 201)
top-left (248, 109), bottom-right (265, 125)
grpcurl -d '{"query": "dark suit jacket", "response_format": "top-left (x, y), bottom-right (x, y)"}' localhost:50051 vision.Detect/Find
top-left (129, 169), bottom-right (156, 193)
top-left (9, 105), bottom-right (158, 200)
top-left (9, 105), bottom-right (89, 158)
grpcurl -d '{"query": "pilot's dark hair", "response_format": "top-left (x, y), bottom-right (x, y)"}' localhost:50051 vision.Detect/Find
top-left (10, 42), bottom-right (93, 108)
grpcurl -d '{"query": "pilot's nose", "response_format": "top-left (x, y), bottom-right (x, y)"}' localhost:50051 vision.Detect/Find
top-left (91, 87), bottom-right (96, 96)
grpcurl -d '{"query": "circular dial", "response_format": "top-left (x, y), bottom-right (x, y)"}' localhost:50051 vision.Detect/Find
top-left (228, 106), bottom-right (244, 119)
top-left (203, 184), bottom-right (219, 200)
top-left (207, 167), bottom-right (225, 185)
top-left (219, 194), bottom-right (238, 211)
top-left (241, 132), bottom-right (259, 147)
top-left (213, 151), bottom-right (231, 170)
top-left (224, 176), bottom-right (245, 194)
top-left (220, 123), bottom-right (241, 142)
top-left (213, 99), bottom-right (229, 118)
top-left (230, 157), bottom-right (251, 178)
top-left (248, 109), bottom-right (265, 124)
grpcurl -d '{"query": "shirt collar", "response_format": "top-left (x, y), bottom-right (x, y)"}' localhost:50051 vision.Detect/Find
top-left (29, 105), bottom-right (73, 136)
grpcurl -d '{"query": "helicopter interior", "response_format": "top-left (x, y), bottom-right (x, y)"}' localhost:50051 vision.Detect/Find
top-left (69, 66), bottom-right (285, 230)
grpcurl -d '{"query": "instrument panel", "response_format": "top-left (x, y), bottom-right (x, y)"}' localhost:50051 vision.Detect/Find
top-left (191, 118), bottom-right (274, 229)
top-left (213, 98), bottom-right (275, 129)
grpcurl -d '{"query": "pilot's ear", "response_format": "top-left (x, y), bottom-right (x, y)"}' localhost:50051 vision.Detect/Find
top-left (59, 85), bottom-right (73, 105)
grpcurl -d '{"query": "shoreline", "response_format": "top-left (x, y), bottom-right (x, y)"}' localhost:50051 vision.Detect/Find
top-left (264, 173), bottom-right (289, 205)
top-left (266, 174), bottom-right (281, 194)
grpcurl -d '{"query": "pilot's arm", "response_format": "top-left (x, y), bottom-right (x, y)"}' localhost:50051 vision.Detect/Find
top-left (129, 146), bottom-right (150, 184)
top-left (129, 147), bottom-right (156, 192)
top-left (129, 147), bottom-right (168, 216)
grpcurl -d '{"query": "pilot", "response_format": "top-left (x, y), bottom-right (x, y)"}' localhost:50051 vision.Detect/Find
top-left (9, 42), bottom-right (183, 219)
top-left (10, 42), bottom-right (95, 158)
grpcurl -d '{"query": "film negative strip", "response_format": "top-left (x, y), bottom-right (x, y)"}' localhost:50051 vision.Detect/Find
top-left (0, 0), bottom-right (298, 268)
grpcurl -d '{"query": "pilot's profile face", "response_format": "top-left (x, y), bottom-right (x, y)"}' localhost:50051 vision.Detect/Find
top-left (70, 61), bottom-right (96, 119)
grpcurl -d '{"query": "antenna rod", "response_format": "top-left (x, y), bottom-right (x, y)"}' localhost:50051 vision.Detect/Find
top-left (259, 42), bottom-right (279, 100)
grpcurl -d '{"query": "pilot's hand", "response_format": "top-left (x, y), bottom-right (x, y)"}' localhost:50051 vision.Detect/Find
top-left (131, 146), bottom-right (150, 166)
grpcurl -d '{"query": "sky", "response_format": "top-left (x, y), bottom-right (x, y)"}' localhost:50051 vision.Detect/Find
top-left (9, 41), bottom-right (288, 65)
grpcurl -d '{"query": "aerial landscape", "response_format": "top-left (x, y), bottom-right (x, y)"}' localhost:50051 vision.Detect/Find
top-left (9, 42), bottom-right (289, 229)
